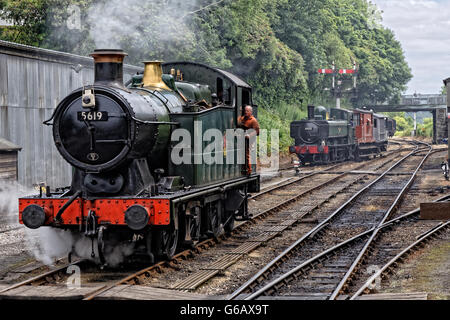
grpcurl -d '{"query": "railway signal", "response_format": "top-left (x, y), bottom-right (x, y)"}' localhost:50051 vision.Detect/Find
top-left (318, 62), bottom-right (358, 108)
top-left (318, 69), bottom-right (334, 74)
top-left (317, 68), bottom-right (356, 74)
top-left (338, 69), bottom-right (356, 74)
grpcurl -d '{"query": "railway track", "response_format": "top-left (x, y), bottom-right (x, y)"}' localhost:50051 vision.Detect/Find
top-left (234, 195), bottom-right (449, 300)
top-left (250, 143), bottom-right (418, 212)
top-left (227, 141), bottom-right (438, 300)
top-left (155, 142), bottom-right (419, 290)
top-left (255, 141), bottom-right (412, 199)
top-left (0, 140), bottom-right (437, 300)
top-left (0, 150), bottom-right (400, 298)
top-left (350, 217), bottom-right (450, 299)
top-left (0, 227), bottom-right (21, 235)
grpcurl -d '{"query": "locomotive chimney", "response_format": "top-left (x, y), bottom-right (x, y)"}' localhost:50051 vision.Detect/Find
top-left (90, 49), bottom-right (127, 87)
top-left (307, 105), bottom-right (315, 120)
top-left (142, 61), bottom-right (170, 90)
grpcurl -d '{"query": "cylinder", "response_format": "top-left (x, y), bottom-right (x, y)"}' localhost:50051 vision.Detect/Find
top-left (90, 49), bottom-right (127, 87)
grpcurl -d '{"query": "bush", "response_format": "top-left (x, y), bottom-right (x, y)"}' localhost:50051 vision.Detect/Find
top-left (258, 103), bottom-right (307, 154)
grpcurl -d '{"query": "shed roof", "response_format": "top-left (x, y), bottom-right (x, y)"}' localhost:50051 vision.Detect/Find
top-left (0, 137), bottom-right (21, 151)
top-left (0, 39), bottom-right (142, 74)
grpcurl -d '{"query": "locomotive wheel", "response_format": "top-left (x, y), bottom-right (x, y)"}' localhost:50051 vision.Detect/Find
top-left (208, 202), bottom-right (224, 239)
top-left (188, 212), bottom-right (201, 245)
top-left (222, 211), bottom-right (235, 234)
top-left (145, 229), bottom-right (154, 264)
top-left (355, 148), bottom-right (361, 162)
top-left (350, 145), bottom-right (357, 161)
top-left (155, 227), bottom-right (178, 260)
top-left (209, 210), bottom-right (222, 238)
top-left (179, 205), bottom-right (201, 248)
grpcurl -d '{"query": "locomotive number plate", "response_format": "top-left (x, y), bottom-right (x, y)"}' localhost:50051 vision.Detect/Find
top-left (77, 111), bottom-right (108, 121)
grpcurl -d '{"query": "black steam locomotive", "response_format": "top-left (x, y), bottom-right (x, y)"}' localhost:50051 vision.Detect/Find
top-left (290, 105), bottom-right (396, 165)
top-left (19, 50), bottom-right (259, 265)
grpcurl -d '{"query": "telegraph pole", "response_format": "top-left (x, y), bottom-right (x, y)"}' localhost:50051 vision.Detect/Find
top-left (318, 61), bottom-right (358, 109)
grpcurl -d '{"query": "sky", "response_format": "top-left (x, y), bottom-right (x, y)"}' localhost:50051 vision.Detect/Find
top-left (371, 0), bottom-right (450, 94)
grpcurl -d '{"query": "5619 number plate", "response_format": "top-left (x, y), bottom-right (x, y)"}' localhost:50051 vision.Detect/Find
top-left (77, 111), bottom-right (108, 121)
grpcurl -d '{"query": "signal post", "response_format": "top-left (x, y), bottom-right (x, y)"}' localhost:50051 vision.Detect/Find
top-left (318, 62), bottom-right (358, 109)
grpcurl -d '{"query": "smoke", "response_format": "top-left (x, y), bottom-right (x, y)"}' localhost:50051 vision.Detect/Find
top-left (0, 181), bottom-right (71, 265)
top-left (0, 181), bottom-right (34, 226)
top-left (102, 241), bottom-right (136, 267)
top-left (24, 227), bottom-right (75, 266)
top-left (86, 0), bottom-right (199, 53)
top-left (44, 0), bottom-right (231, 65)
top-left (24, 226), bottom-right (136, 267)
top-left (72, 234), bottom-right (135, 267)
top-left (0, 181), bottom-right (134, 267)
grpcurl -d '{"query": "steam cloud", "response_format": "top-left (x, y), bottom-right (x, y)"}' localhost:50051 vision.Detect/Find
top-left (0, 181), bottom-right (34, 226)
top-left (24, 227), bottom-right (75, 266)
top-left (86, 0), bottom-right (199, 50)
top-left (0, 181), bottom-right (134, 267)
top-left (25, 228), bottom-right (135, 267)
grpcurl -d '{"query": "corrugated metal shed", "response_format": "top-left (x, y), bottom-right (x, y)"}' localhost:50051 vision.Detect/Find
top-left (0, 40), bottom-right (142, 187)
top-left (0, 136), bottom-right (21, 181)
top-left (0, 137), bottom-right (21, 151)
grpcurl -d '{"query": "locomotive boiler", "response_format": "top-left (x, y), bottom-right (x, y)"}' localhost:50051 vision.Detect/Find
top-left (19, 50), bottom-right (259, 265)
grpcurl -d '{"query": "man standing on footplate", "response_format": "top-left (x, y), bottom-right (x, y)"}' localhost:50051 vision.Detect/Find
top-left (238, 105), bottom-right (260, 175)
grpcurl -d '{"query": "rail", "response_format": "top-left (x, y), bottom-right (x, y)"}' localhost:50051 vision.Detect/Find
top-left (228, 141), bottom-right (428, 299)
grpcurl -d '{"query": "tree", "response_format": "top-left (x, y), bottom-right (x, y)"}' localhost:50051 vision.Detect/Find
top-left (272, 0), bottom-right (412, 108)
top-left (41, 0), bottom-right (94, 55)
top-left (0, 0), bottom-right (413, 150)
top-left (0, 0), bottom-right (48, 46)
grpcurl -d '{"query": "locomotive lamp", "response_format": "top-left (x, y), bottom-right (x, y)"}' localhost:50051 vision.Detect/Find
top-left (82, 88), bottom-right (96, 108)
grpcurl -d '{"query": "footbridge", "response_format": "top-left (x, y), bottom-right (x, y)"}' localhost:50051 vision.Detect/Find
top-left (362, 94), bottom-right (447, 144)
